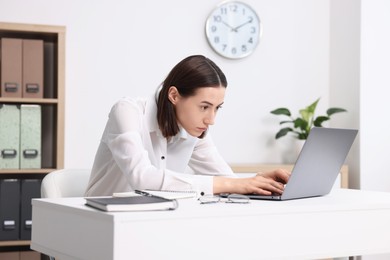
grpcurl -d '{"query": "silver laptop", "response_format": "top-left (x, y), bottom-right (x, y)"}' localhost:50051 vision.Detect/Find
top-left (246, 127), bottom-right (358, 201)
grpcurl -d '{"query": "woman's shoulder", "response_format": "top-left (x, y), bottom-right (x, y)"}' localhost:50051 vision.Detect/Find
top-left (110, 97), bottom-right (148, 114)
top-left (116, 96), bottom-right (148, 106)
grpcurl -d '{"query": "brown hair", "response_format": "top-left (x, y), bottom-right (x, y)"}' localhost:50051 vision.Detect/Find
top-left (157, 55), bottom-right (227, 138)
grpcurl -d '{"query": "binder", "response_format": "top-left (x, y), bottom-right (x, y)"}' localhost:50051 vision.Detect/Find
top-left (20, 104), bottom-right (41, 169)
top-left (0, 38), bottom-right (23, 98)
top-left (20, 179), bottom-right (41, 240)
top-left (22, 39), bottom-right (44, 98)
top-left (0, 252), bottom-right (19, 260)
top-left (20, 251), bottom-right (41, 260)
top-left (0, 104), bottom-right (20, 169)
top-left (0, 179), bottom-right (21, 241)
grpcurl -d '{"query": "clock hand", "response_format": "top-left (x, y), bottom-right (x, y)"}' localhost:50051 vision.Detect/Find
top-left (233, 17), bottom-right (253, 31)
top-left (221, 20), bottom-right (238, 32)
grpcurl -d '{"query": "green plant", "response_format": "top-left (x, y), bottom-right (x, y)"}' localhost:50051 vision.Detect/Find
top-left (270, 98), bottom-right (347, 140)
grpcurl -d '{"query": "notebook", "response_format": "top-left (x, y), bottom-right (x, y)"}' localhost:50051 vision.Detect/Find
top-left (85, 195), bottom-right (178, 212)
top-left (245, 127), bottom-right (358, 201)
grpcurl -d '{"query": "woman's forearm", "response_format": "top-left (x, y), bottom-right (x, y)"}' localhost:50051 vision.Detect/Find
top-left (213, 176), bottom-right (235, 194)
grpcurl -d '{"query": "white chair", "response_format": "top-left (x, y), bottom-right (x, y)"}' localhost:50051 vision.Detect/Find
top-left (40, 169), bottom-right (91, 260)
top-left (41, 169), bottom-right (91, 198)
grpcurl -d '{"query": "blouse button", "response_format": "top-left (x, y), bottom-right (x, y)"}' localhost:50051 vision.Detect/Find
top-left (161, 156), bottom-right (165, 160)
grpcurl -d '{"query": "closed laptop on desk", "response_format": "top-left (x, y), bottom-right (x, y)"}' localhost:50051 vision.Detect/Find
top-left (247, 127), bottom-right (358, 201)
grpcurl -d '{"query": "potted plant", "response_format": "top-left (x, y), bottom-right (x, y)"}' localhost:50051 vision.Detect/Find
top-left (270, 98), bottom-right (347, 140)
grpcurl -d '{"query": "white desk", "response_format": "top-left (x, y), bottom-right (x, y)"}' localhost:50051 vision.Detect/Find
top-left (31, 189), bottom-right (390, 260)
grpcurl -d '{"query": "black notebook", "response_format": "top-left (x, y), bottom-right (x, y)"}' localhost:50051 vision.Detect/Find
top-left (85, 196), bottom-right (178, 212)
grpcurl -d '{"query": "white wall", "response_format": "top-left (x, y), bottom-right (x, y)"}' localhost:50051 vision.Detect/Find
top-left (0, 0), bottom-right (337, 169)
top-left (360, 0), bottom-right (390, 192)
top-left (333, 1), bottom-right (390, 258)
top-left (329, 0), bottom-right (361, 189)
top-left (328, 0), bottom-right (390, 197)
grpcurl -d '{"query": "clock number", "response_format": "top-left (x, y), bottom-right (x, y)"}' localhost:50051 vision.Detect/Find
top-left (231, 47), bottom-right (237, 55)
top-left (214, 36), bottom-right (220, 44)
top-left (211, 25), bottom-right (217, 33)
top-left (222, 44), bottom-right (227, 51)
top-left (248, 37), bottom-right (253, 44)
top-left (213, 15), bottom-right (222, 22)
top-left (242, 45), bottom-right (247, 52)
top-left (229, 4), bottom-right (238, 12)
top-left (220, 7), bottom-right (227, 15)
top-left (251, 27), bottom-right (256, 33)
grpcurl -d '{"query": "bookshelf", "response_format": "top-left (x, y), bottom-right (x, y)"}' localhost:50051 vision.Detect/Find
top-left (0, 22), bottom-right (65, 252)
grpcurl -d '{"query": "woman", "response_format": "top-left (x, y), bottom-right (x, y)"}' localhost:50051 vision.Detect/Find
top-left (85, 55), bottom-right (289, 197)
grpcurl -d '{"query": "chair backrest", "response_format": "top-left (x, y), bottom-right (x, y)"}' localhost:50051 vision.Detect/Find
top-left (41, 169), bottom-right (91, 198)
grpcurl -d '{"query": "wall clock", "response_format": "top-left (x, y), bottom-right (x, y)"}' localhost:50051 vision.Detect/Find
top-left (205, 1), bottom-right (262, 59)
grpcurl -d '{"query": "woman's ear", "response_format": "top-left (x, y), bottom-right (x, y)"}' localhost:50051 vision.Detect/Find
top-left (168, 86), bottom-right (180, 104)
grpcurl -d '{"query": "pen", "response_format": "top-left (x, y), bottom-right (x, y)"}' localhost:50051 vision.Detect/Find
top-left (135, 190), bottom-right (151, 196)
top-left (134, 190), bottom-right (167, 200)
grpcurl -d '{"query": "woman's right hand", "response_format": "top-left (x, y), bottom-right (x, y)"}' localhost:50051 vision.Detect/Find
top-left (213, 169), bottom-right (290, 195)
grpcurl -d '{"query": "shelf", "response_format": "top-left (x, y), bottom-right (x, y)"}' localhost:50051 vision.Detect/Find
top-left (0, 169), bottom-right (57, 174)
top-left (0, 98), bottom-right (58, 104)
top-left (0, 22), bottom-right (65, 250)
top-left (0, 22), bottom-right (65, 34)
top-left (0, 240), bottom-right (30, 247)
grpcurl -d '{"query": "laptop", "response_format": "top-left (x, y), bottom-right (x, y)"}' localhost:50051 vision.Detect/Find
top-left (245, 127), bottom-right (358, 201)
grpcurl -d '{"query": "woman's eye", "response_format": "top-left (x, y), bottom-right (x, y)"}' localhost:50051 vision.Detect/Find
top-left (201, 106), bottom-right (208, 111)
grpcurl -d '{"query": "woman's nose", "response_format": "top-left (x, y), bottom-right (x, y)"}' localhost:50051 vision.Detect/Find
top-left (204, 112), bottom-right (215, 125)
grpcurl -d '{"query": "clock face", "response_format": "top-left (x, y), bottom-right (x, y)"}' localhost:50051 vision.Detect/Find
top-left (205, 1), bottom-right (262, 59)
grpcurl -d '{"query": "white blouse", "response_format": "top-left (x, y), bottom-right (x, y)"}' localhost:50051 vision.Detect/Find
top-left (85, 95), bottom-right (235, 196)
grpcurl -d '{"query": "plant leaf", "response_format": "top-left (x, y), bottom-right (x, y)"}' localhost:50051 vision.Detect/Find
top-left (297, 133), bottom-right (308, 140)
top-left (270, 108), bottom-right (291, 116)
top-left (280, 120), bottom-right (294, 125)
top-left (275, 127), bottom-right (293, 139)
top-left (327, 107), bottom-right (347, 116)
top-left (294, 118), bottom-right (308, 131)
top-left (299, 98), bottom-right (320, 122)
top-left (313, 116), bottom-right (330, 127)
top-left (307, 98), bottom-right (320, 112)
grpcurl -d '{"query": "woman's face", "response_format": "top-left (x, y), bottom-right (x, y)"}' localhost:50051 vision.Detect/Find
top-left (168, 86), bottom-right (225, 137)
